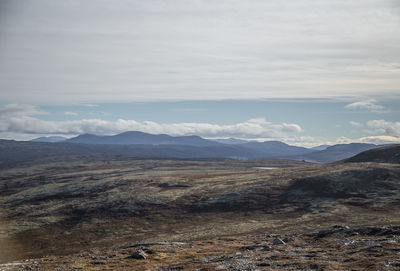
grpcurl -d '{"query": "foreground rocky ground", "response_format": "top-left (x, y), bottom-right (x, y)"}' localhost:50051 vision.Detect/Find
top-left (1, 146), bottom-right (399, 270)
top-left (1, 225), bottom-right (400, 270)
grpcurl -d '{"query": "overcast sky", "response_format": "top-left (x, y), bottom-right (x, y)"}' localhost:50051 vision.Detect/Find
top-left (0, 0), bottom-right (399, 145)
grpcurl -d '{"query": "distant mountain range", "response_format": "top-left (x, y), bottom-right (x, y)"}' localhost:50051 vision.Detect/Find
top-left (310, 144), bottom-right (331, 151)
top-left (64, 131), bottom-right (223, 147)
top-left (31, 136), bottom-right (68, 143)
top-left (212, 138), bottom-right (250, 144)
top-left (22, 131), bottom-right (386, 165)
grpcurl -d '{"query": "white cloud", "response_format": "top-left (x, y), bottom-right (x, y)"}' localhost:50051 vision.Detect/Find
top-left (78, 104), bottom-right (98, 107)
top-left (327, 119), bottom-right (400, 145)
top-left (64, 111), bottom-right (78, 116)
top-left (247, 118), bottom-right (271, 125)
top-left (350, 121), bottom-right (363, 127)
top-left (281, 135), bottom-right (330, 147)
top-left (345, 100), bottom-right (385, 112)
top-left (357, 135), bottom-right (400, 145)
top-left (285, 134), bottom-right (400, 147)
top-left (366, 120), bottom-right (400, 137)
top-left (273, 123), bottom-right (302, 133)
top-left (329, 135), bottom-right (400, 145)
top-left (0, 104), bottom-right (47, 117)
top-left (169, 108), bottom-right (207, 112)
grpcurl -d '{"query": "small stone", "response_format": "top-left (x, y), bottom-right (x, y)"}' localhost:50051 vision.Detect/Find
top-left (129, 249), bottom-right (148, 259)
top-left (241, 244), bottom-right (270, 250)
top-left (143, 248), bottom-right (155, 254)
top-left (92, 261), bottom-right (105, 265)
top-left (168, 265), bottom-right (184, 270)
top-left (283, 237), bottom-right (294, 243)
top-left (273, 238), bottom-right (285, 245)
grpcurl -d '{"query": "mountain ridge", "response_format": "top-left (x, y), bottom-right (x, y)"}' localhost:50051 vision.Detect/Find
top-left (31, 136), bottom-right (68, 143)
top-left (0, 137), bottom-right (389, 168)
top-left (64, 131), bottom-right (317, 158)
top-left (65, 131), bottom-right (223, 147)
top-left (290, 143), bottom-right (380, 163)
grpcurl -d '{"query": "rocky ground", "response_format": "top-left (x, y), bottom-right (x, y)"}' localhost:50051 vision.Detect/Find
top-left (0, 147), bottom-right (399, 270)
top-left (1, 225), bottom-right (400, 270)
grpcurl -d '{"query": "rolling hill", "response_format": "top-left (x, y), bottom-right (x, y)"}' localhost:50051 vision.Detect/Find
top-left (291, 143), bottom-right (381, 163)
top-left (345, 144), bottom-right (400, 163)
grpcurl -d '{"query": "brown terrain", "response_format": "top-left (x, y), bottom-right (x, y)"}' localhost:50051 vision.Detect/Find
top-left (0, 145), bottom-right (400, 270)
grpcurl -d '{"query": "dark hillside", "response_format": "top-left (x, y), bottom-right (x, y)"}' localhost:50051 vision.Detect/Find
top-left (291, 143), bottom-right (380, 163)
top-left (345, 144), bottom-right (400, 163)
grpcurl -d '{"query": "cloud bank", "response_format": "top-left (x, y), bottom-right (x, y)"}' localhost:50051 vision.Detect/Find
top-left (1, 104), bottom-right (399, 146)
top-left (0, 105), bottom-right (302, 140)
top-left (0, 0), bottom-right (400, 103)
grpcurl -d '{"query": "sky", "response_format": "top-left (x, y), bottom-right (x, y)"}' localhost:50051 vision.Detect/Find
top-left (0, 0), bottom-right (399, 146)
